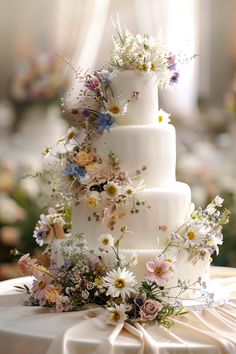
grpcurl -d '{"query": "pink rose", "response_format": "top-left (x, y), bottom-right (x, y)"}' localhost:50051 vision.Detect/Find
top-left (18, 253), bottom-right (37, 276)
top-left (140, 299), bottom-right (163, 321)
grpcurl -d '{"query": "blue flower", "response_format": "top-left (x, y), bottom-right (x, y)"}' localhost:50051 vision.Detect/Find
top-left (64, 164), bottom-right (86, 178)
top-left (97, 112), bottom-right (115, 131)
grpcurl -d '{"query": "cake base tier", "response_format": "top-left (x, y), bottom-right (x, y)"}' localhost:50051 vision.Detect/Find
top-left (51, 239), bottom-right (210, 300)
top-left (72, 182), bottom-right (192, 249)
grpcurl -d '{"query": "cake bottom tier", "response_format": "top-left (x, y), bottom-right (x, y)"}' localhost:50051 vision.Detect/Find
top-left (51, 239), bottom-right (210, 300)
top-left (72, 182), bottom-right (192, 249)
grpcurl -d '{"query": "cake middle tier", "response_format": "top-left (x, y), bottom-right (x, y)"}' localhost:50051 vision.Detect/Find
top-left (94, 124), bottom-right (176, 188)
top-left (72, 182), bottom-right (192, 249)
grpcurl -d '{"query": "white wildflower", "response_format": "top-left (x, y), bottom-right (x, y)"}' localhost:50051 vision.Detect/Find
top-left (103, 181), bottom-right (121, 200)
top-left (105, 95), bottom-right (128, 117)
top-left (105, 303), bottom-right (131, 325)
top-left (214, 195), bottom-right (224, 207)
top-left (157, 109), bottom-right (171, 124)
top-left (98, 233), bottom-right (114, 250)
top-left (103, 267), bottom-right (137, 300)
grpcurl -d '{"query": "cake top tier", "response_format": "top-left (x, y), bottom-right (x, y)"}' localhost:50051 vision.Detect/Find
top-left (110, 70), bottom-right (158, 125)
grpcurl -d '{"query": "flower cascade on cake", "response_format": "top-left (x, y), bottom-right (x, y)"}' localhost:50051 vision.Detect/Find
top-left (13, 23), bottom-right (229, 329)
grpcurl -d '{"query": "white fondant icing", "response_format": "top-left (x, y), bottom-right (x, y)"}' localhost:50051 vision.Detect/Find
top-left (94, 124), bottom-right (176, 188)
top-left (72, 182), bottom-right (191, 249)
top-left (111, 70), bottom-right (158, 125)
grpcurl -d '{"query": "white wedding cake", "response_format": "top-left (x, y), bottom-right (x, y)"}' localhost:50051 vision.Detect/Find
top-left (27, 26), bottom-right (228, 322)
top-left (71, 69), bottom-right (209, 291)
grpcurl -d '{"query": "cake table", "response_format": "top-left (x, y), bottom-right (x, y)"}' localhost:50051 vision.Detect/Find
top-left (0, 266), bottom-right (236, 354)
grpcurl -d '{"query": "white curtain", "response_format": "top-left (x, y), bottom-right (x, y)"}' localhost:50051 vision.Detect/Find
top-left (55, 0), bottom-right (111, 70)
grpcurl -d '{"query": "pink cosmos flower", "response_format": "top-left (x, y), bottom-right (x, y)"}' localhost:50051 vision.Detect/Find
top-left (18, 253), bottom-right (37, 276)
top-left (140, 299), bottom-right (163, 321)
top-left (145, 257), bottom-right (173, 285)
top-left (32, 274), bottom-right (54, 305)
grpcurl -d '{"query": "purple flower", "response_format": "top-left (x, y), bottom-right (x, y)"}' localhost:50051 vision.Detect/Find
top-left (170, 72), bottom-right (179, 84)
top-left (63, 164), bottom-right (86, 178)
top-left (82, 109), bottom-right (90, 117)
top-left (97, 113), bottom-right (115, 131)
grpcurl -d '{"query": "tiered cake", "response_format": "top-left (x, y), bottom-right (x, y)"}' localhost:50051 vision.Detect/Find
top-left (72, 70), bottom-right (209, 289)
top-left (19, 26), bottom-right (229, 324)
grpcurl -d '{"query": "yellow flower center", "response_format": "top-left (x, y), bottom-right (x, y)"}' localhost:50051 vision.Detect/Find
top-left (109, 106), bottom-right (120, 114)
top-left (112, 311), bottom-right (121, 321)
top-left (67, 131), bottom-right (75, 140)
top-left (38, 280), bottom-right (46, 289)
top-left (126, 189), bottom-right (133, 195)
top-left (103, 238), bottom-right (109, 245)
top-left (188, 231), bottom-right (196, 240)
top-left (106, 185), bottom-right (117, 197)
top-left (158, 115), bottom-right (163, 122)
top-left (154, 266), bottom-right (163, 277)
top-left (141, 63), bottom-right (148, 71)
top-left (151, 63), bottom-right (156, 71)
top-left (114, 278), bottom-right (126, 289)
top-left (43, 147), bottom-right (51, 156)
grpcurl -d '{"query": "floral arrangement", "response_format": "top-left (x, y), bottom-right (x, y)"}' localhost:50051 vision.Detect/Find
top-left (109, 20), bottom-right (195, 88)
top-left (9, 53), bottom-right (69, 104)
top-left (14, 196), bottom-right (229, 328)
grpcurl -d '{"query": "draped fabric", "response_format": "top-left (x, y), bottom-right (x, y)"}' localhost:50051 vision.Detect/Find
top-left (0, 268), bottom-right (236, 354)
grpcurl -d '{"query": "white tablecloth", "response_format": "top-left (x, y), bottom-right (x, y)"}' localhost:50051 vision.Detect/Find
top-left (0, 267), bottom-right (236, 354)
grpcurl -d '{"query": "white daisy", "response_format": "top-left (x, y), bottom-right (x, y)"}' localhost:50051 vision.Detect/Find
top-left (98, 233), bottom-right (114, 250)
top-left (64, 127), bottom-right (77, 143)
top-left (103, 181), bottom-right (121, 200)
top-left (183, 222), bottom-right (208, 247)
top-left (105, 303), bottom-right (131, 325)
top-left (105, 95), bottom-right (128, 117)
top-left (156, 109), bottom-right (171, 124)
top-left (103, 267), bottom-right (137, 300)
top-left (214, 195), bottom-right (224, 207)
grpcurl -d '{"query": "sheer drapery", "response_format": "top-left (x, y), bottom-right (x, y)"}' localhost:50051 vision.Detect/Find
top-left (55, 0), bottom-right (111, 69)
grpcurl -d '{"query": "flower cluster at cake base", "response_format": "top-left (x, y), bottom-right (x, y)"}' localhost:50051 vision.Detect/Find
top-left (14, 196), bottom-right (228, 329)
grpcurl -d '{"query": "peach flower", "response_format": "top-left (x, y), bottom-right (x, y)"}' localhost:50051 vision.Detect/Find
top-left (74, 151), bottom-right (94, 167)
top-left (45, 286), bottom-right (62, 303)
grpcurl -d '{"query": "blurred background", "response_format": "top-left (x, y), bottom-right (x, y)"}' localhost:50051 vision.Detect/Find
top-left (0, 0), bottom-right (236, 280)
